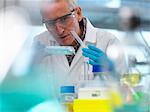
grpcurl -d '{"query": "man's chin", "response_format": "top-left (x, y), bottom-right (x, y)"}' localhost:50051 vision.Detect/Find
top-left (60, 41), bottom-right (75, 46)
top-left (60, 43), bottom-right (73, 46)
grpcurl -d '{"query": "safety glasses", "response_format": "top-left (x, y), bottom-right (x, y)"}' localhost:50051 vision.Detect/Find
top-left (43, 9), bottom-right (76, 30)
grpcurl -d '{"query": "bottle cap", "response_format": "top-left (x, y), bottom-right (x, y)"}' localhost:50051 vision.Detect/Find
top-left (92, 65), bottom-right (103, 72)
top-left (60, 86), bottom-right (75, 93)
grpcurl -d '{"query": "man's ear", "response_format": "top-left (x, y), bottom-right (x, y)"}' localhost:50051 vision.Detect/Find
top-left (76, 7), bottom-right (83, 22)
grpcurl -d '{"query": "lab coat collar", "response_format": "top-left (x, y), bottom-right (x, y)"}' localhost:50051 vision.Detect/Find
top-left (84, 18), bottom-right (97, 44)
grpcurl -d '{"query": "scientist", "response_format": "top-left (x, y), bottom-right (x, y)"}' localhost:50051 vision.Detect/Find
top-left (33, 0), bottom-right (126, 89)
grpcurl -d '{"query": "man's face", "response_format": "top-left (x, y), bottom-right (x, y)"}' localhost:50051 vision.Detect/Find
top-left (41, 1), bottom-right (82, 46)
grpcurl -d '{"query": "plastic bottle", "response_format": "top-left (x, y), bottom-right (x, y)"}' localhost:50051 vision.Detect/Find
top-left (60, 86), bottom-right (76, 112)
top-left (91, 65), bottom-right (111, 99)
top-left (92, 65), bottom-right (109, 84)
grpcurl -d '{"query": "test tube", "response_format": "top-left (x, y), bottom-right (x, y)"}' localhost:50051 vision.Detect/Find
top-left (70, 31), bottom-right (89, 80)
top-left (70, 31), bottom-right (86, 48)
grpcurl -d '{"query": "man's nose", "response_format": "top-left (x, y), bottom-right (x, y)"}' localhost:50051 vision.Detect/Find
top-left (55, 22), bottom-right (65, 35)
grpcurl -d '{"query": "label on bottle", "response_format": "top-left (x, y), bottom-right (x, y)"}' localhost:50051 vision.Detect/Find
top-left (78, 87), bottom-right (109, 99)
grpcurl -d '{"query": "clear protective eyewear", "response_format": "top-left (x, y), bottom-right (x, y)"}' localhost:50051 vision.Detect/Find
top-left (43, 9), bottom-right (76, 29)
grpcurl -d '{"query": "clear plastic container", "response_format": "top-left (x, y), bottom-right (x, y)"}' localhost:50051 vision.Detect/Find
top-left (44, 46), bottom-right (75, 55)
top-left (60, 86), bottom-right (76, 112)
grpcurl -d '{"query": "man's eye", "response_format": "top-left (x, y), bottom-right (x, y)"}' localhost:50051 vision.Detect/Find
top-left (60, 17), bottom-right (67, 22)
top-left (47, 21), bottom-right (55, 26)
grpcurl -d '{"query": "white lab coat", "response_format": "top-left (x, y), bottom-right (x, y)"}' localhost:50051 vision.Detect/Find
top-left (33, 19), bottom-right (126, 94)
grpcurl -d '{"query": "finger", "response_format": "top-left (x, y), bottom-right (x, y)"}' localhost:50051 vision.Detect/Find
top-left (89, 59), bottom-right (100, 65)
top-left (88, 44), bottom-right (103, 53)
top-left (82, 52), bottom-right (99, 62)
top-left (82, 48), bottom-right (101, 57)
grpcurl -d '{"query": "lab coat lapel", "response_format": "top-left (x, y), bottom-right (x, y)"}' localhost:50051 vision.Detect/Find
top-left (69, 46), bottom-right (83, 71)
top-left (54, 55), bottom-right (70, 71)
top-left (84, 18), bottom-right (97, 44)
top-left (61, 55), bottom-right (70, 71)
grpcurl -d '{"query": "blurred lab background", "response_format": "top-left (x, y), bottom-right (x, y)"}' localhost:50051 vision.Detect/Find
top-left (0, 0), bottom-right (150, 112)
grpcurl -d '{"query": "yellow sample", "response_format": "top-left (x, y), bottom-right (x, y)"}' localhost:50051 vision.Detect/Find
top-left (73, 99), bottom-right (112, 112)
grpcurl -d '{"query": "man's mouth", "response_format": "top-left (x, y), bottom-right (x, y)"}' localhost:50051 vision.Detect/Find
top-left (60, 34), bottom-right (70, 39)
top-left (59, 34), bottom-right (71, 42)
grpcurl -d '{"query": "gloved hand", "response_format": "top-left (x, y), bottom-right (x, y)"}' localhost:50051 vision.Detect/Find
top-left (32, 41), bottom-right (48, 64)
top-left (82, 44), bottom-right (114, 71)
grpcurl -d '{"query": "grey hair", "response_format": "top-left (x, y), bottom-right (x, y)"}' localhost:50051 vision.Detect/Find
top-left (41, 0), bottom-right (78, 10)
top-left (66, 0), bottom-right (78, 10)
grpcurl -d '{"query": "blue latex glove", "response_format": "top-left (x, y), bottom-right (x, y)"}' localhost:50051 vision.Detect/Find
top-left (82, 44), bottom-right (114, 71)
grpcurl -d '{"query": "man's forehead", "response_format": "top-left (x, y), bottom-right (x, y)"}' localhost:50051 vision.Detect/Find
top-left (41, 0), bottom-right (68, 6)
top-left (41, 0), bottom-right (70, 12)
top-left (41, 0), bottom-right (71, 20)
